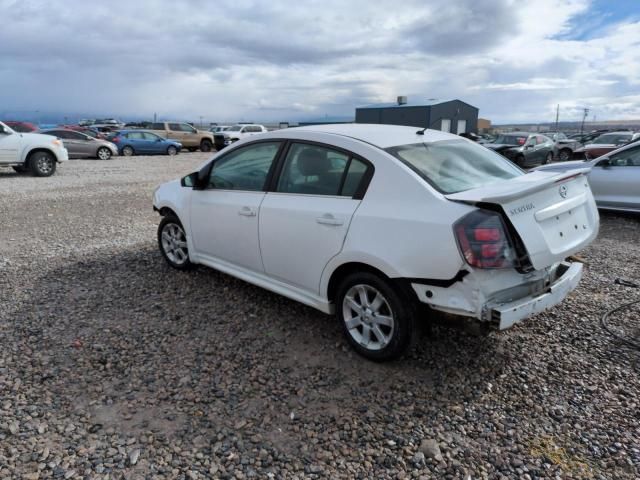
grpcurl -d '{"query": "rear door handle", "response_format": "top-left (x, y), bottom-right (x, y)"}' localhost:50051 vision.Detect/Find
top-left (316, 214), bottom-right (343, 226)
top-left (238, 207), bottom-right (256, 217)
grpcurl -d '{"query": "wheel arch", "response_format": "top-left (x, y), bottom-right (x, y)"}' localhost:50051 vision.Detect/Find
top-left (23, 147), bottom-right (57, 164)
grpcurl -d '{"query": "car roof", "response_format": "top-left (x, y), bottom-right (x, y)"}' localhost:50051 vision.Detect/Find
top-left (278, 123), bottom-right (463, 149)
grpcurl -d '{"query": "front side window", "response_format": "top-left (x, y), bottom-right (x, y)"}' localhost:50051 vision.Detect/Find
top-left (276, 143), bottom-right (365, 197)
top-left (208, 142), bottom-right (281, 191)
top-left (609, 145), bottom-right (640, 167)
top-left (143, 132), bottom-right (161, 141)
top-left (180, 123), bottom-right (196, 133)
top-left (227, 126), bottom-right (242, 132)
top-left (536, 136), bottom-right (548, 145)
top-left (385, 140), bottom-right (523, 194)
top-left (127, 132), bottom-right (145, 140)
top-left (168, 123), bottom-right (181, 131)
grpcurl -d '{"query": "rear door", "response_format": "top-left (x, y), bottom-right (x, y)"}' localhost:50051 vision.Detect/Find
top-left (447, 169), bottom-right (599, 270)
top-left (168, 123), bottom-right (184, 144)
top-left (589, 145), bottom-right (640, 211)
top-left (259, 142), bottom-right (371, 293)
top-left (68, 131), bottom-right (95, 158)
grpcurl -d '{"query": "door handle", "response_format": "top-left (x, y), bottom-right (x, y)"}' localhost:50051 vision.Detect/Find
top-left (316, 214), bottom-right (343, 226)
top-left (238, 207), bottom-right (256, 217)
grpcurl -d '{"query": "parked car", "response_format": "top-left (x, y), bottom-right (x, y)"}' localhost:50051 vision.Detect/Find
top-left (571, 131), bottom-right (640, 160)
top-left (213, 124), bottom-right (267, 150)
top-left (533, 140), bottom-right (640, 213)
top-left (0, 121), bottom-right (68, 176)
top-left (153, 124), bottom-right (598, 360)
top-left (210, 125), bottom-right (231, 134)
top-left (62, 125), bottom-right (108, 139)
top-left (110, 130), bottom-right (182, 156)
top-left (148, 122), bottom-right (214, 152)
top-left (41, 129), bottom-right (118, 160)
top-left (485, 133), bottom-right (554, 167)
top-left (2, 121), bottom-right (39, 133)
top-left (540, 132), bottom-right (581, 161)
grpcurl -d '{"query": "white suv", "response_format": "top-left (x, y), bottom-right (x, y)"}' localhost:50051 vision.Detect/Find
top-left (213, 124), bottom-right (267, 150)
top-left (0, 121), bottom-right (69, 176)
top-left (153, 124), bottom-right (599, 360)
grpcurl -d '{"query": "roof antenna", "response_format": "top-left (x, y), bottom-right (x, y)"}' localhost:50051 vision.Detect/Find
top-left (417, 116), bottom-right (441, 135)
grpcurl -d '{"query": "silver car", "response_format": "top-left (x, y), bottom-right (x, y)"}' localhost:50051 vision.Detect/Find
top-left (533, 140), bottom-right (640, 213)
top-left (41, 129), bottom-right (119, 160)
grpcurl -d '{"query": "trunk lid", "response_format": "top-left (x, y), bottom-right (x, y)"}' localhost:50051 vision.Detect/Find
top-left (446, 169), bottom-right (599, 270)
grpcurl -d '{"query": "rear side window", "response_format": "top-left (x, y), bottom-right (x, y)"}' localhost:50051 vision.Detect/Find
top-left (276, 143), bottom-right (368, 197)
top-left (151, 123), bottom-right (165, 130)
top-left (127, 132), bottom-right (145, 140)
top-left (385, 140), bottom-right (523, 194)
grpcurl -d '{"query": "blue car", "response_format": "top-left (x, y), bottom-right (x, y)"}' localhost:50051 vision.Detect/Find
top-left (110, 130), bottom-right (182, 156)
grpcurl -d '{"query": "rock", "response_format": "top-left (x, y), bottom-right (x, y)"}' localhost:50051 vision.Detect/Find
top-left (420, 439), bottom-right (442, 461)
top-left (128, 449), bottom-right (141, 466)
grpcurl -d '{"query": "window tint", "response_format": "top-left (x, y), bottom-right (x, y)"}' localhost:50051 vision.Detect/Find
top-left (168, 123), bottom-right (181, 131)
top-left (610, 145), bottom-right (640, 167)
top-left (385, 140), bottom-right (522, 194)
top-left (208, 142), bottom-right (281, 191)
top-left (277, 143), bottom-right (351, 196)
top-left (151, 123), bottom-right (165, 130)
top-left (143, 132), bottom-right (161, 141)
top-left (341, 158), bottom-right (368, 197)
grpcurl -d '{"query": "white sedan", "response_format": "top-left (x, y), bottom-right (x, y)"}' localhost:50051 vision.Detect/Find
top-left (153, 124), bottom-right (599, 360)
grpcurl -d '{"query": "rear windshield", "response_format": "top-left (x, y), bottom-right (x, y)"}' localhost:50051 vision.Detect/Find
top-left (385, 140), bottom-right (523, 194)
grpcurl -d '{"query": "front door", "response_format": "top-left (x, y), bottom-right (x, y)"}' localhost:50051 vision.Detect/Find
top-left (589, 145), bottom-right (640, 210)
top-left (259, 142), bottom-right (371, 293)
top-left (189, 141), bottom-right (283, 272)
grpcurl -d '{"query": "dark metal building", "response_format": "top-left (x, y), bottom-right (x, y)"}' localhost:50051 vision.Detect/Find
top-left (355, 97), bottom-right (479, 134)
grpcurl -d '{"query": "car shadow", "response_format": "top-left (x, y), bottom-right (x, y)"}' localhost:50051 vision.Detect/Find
top-left (10, 245), bottom-right (510, 453)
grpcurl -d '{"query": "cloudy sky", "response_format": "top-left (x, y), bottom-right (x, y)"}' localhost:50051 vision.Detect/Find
top-left (1, 0), bottom-right (639, 124)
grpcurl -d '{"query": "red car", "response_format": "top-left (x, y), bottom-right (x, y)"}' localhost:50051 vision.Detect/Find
top-left (572, 131), bottom-right (640, 159)
top-left (3, 121), bottom-right (39, 133)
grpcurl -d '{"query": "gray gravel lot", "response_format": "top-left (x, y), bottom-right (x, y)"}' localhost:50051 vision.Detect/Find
top-left (0, 154), bottom-right (639, 479)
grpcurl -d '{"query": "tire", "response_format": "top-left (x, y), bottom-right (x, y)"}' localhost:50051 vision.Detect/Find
top-left (12, 165), bottom-right (27, 173)
top-left (158, 215), bottom-right (193, 270)
top-left (543, 152), bottom-right (553, 165)
top-left (558, 149), bottom-right (571, 162)
top-left (122, 146), bottom-right (134, 157)
top-left (96, 147), bottom-right (112, 160)
top-left (28, 151), bottom-right (56, 177)
top-left (200, 139), bottom-right (213, 152)
top-left (167, 145), bottom-right (178, 156)
top-left (336, 272), bottom-right (415, 361)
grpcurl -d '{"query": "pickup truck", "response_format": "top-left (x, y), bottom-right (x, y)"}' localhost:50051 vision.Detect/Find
top-left (148, 122), bottom-right (214, 152)
top-left (0, 121), bottom-right (68, 176)
top-left (213, 124), bottom-right (268, 150)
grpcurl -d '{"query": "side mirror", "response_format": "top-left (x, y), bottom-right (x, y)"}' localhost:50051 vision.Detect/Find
top-left (156, 138), bottom-right (163, 142)
top-left (180, 172), bottom-right (198, 188)
top-left (596, 158), bottom-right (610, 168)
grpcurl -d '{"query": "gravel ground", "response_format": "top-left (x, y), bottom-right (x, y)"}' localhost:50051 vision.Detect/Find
top-left (0, 155), bottom-right (638, 480)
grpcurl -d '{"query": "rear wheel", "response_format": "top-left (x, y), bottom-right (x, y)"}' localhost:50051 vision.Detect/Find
top-left (336, 272), bottom-right (415, 361)
top-left (200, 139), bottom-right (213, 152)
top-left (167, 145), bottom-right (178, 156)
top-left (543, 152), bottom-right (553, 165)
top-left (122, 146), bottom-right (134, 157)
top-left (28, 151), bottom-right (56, 177)
top-left (158, 215), bottom-right (193, 270)
top-left (558, 149), bottom-right (571, 162)
top-left (97, 147), bottom-right (112, 160)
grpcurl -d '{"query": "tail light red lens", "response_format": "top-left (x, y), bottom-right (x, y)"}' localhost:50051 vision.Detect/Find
top-left (454, 209), bottom-right (516, 269)
top-left (112, 137), bottom-right (120, 143)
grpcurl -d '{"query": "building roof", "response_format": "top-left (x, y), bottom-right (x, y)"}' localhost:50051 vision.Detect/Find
top-left (357, 99), bottom-right (477, 109)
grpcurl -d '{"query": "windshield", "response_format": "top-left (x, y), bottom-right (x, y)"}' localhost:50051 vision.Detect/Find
top-left (385, 140), bottom-right (523, 194)
top-left (493, 134), bottom-right (527, 146)
top-left (227, 126), bottom-right (242, 132)
top-left (592, 133), bottom-right (631, 144)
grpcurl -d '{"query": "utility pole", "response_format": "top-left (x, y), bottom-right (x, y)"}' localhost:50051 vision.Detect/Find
top-left (554, 104), bottom-right (559, 132)
top-left (580, 108), bottom-right (589, 136)
top-left (153, 112), bottom-right (157, 123)
top-left (199, 116), bottom-right (204, 128)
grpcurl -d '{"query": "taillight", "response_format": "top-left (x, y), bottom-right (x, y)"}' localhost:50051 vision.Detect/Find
top-left (112, 136), bottom-right (120, 143)
top-left (454, 210), bottom-right (516, 269)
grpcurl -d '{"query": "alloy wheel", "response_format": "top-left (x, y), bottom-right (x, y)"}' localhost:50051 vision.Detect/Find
top-left (161, 222), bottom-right (188, 265)
top-left (36, 155), bottom-right (53, 175)
top-left (342, 284), bottom-right (394, 351)
top-left (97, 147), bottom-right (111, 160)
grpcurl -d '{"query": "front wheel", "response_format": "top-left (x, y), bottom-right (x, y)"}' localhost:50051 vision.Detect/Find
top-left (167, 145), bottom-right (178, 156)
top-left (336, 272), bottom-right (415, 361)
top-left (558, 149), bottom-right (571, 162)
top-left (158, 215), bottom-right (193, 270)
top-left (97, 147), bottom-right (112, 160)
top-left (200, 140), bottom-right (213, 152)
top-left (29, 151), bottom-right (56, 177)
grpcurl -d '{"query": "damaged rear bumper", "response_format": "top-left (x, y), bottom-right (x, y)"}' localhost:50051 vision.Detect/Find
top-left (488, 261), bottom-right (582, 330)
